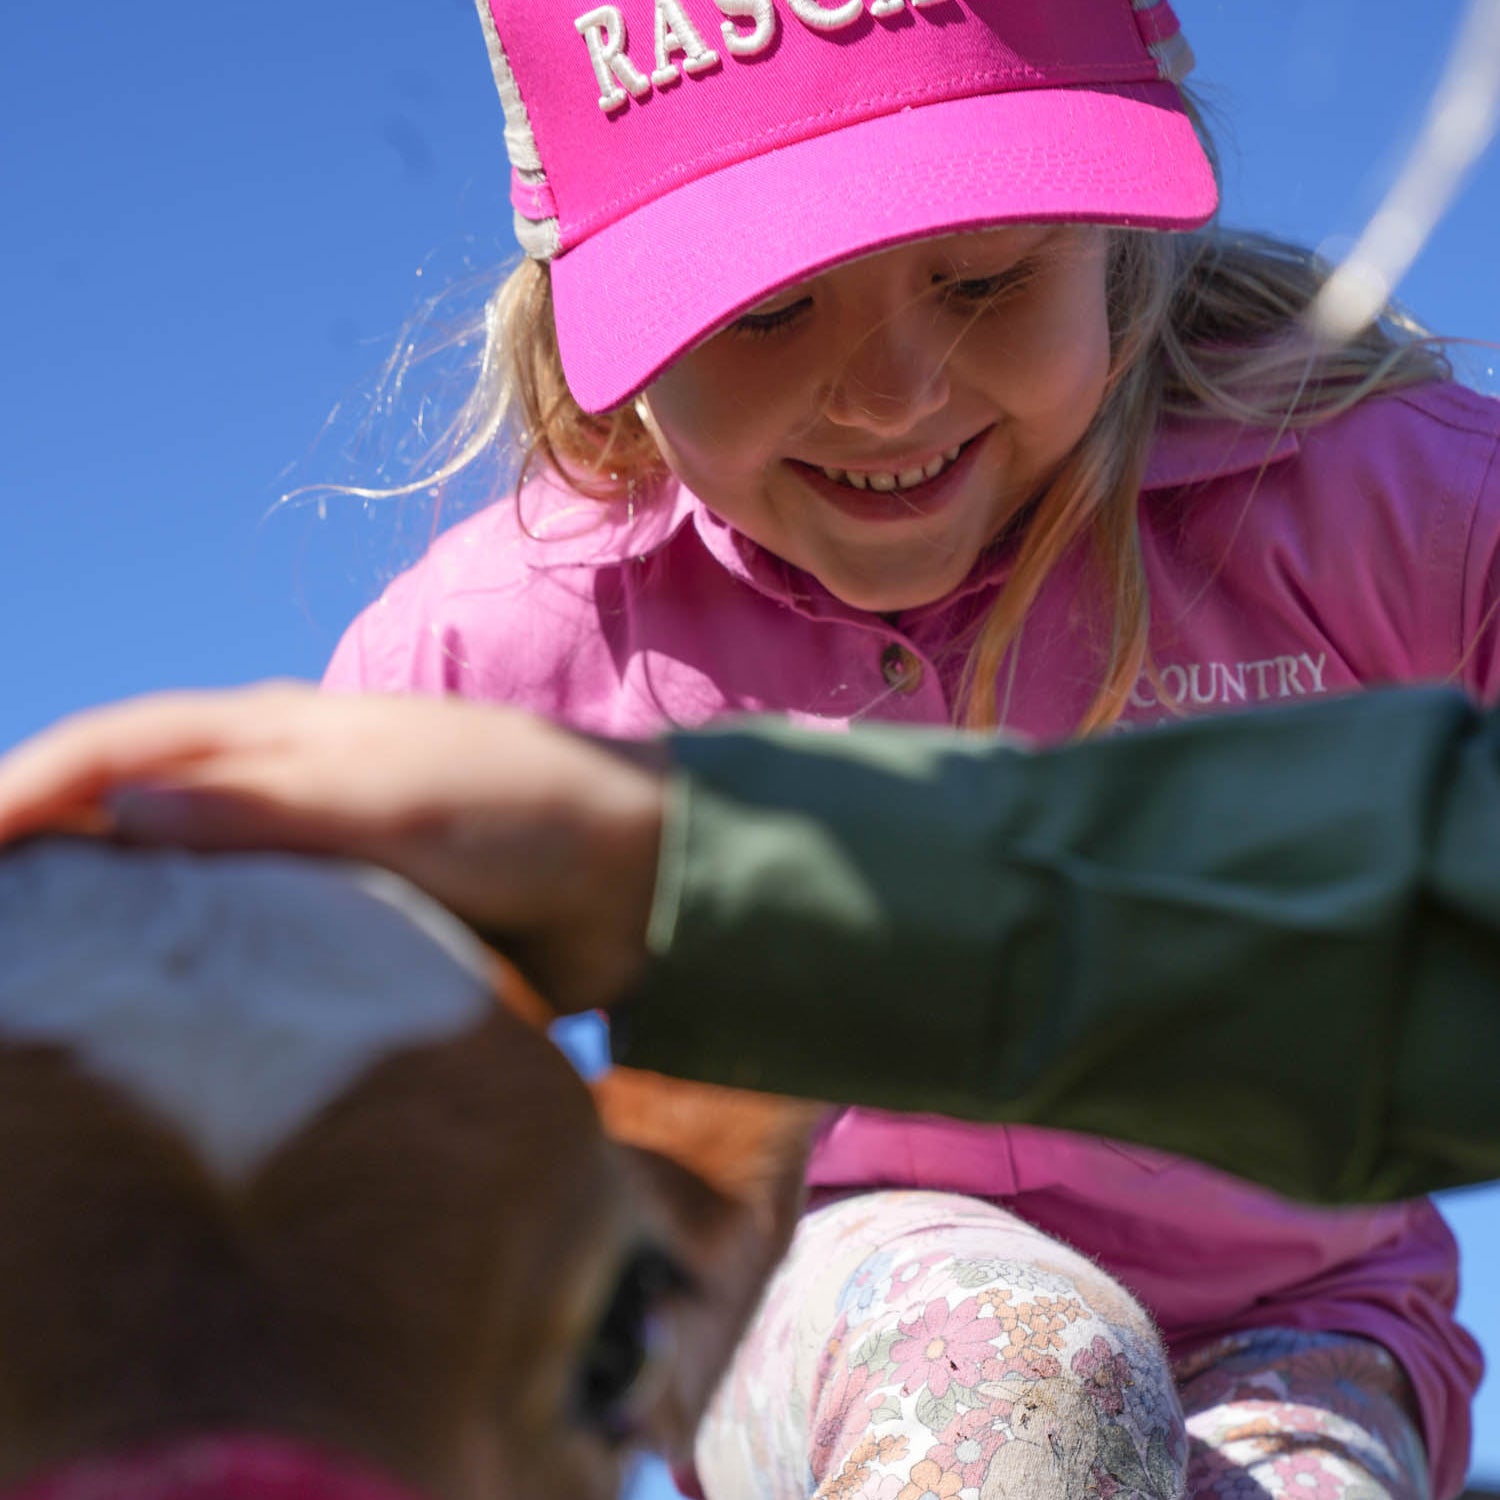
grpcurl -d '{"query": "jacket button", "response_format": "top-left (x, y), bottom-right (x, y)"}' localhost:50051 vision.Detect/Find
top-left (880, 642), bottom-right (923, 693)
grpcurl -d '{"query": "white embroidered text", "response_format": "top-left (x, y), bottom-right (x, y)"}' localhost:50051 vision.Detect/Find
top-left (1128, 653), bottom-right (1330, 710)
top-left (576, 0), bottom-right (940, 112)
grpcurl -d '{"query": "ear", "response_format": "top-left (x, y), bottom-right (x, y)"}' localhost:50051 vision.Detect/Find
top-left (590, 1065), bottom-right (822, 1457)
top-left (591, 1064), bottom-right (820, 1235)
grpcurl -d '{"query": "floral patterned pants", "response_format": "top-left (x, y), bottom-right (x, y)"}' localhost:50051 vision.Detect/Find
top-left (695, 1192), bottom-right (1429, 1500)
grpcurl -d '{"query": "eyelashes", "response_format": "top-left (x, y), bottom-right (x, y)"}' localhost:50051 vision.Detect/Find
top-left (572, 1243), bottom-right (689, 1446)
top-left (728, 297), bottom-right (813, 340)
top-left (941, 260), bottom-right (1038, 308)
top-left (725, 260), bottom-right (1038, 341)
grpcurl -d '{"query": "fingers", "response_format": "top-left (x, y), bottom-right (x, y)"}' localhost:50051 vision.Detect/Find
top-left (106, 782), bottom-right (355, 856)
top-left (0, 684), bottom-right (316, 843)
top-left (0, 683), bottom-right (667, 1013)
top-left (100, 735), bottom-right (409, 857)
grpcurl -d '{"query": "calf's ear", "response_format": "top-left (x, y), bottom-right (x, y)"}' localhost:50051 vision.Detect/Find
top-left (590, 1065), bottom-right (822, 1457)
top-left (590, 1065), bottom-right (819, 1235)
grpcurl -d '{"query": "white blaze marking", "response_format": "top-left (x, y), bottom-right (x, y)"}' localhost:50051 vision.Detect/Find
top-left (0, 841), bottom-right (493, 1181)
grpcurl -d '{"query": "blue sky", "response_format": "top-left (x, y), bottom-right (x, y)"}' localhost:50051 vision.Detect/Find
top-left (5, 0), bottom-right (1500, 1489)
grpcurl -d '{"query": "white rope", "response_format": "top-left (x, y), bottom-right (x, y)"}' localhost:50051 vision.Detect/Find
top-left (1306, 0), bottom-right (1500, 344)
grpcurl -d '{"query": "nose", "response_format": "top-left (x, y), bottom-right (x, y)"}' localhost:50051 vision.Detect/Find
top-left (819, 308), bottom-right (952, 437)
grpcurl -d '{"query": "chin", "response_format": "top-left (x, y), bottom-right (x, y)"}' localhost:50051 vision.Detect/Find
top-left (821, 569), bottom-right (965, 615)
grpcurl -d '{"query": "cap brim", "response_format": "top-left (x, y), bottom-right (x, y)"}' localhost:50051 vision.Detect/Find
top-left (549, 80), bottom-right (1217, 414)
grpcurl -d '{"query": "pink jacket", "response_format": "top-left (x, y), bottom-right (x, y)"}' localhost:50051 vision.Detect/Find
top-left (326, 381), bottom-right (1500, 1498)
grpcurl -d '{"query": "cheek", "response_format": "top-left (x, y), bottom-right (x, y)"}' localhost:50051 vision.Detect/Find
top-left (1051, 265), bottom-right (1113, 408)
top-left (972, 263), bottom-right (1112, 429)
top-left (645, 368), bottom-right (722, 464)
top-left (645, 351), bottom-right (795, 481)
top-left (1028, 295), bottom-right (1110, 410)
top-left (1050, 320), bottom-right (1112, 440)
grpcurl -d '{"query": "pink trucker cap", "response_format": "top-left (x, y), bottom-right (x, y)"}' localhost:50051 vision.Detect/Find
top-left (475, 0), bottom-right (1219, 413)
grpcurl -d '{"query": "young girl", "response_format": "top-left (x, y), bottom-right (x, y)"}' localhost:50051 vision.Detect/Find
top-left (324, 2), bottom-right (1496, 1499)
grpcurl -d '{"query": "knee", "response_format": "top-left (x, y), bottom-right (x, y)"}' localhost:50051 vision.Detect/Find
top-left (816, 1241), bottom-right (1189, 1500)
top-left (699, 1195), bottom-right (1192, 1500)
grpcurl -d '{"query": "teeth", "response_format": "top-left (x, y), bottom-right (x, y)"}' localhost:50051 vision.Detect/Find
top-left (818, 442), bottom-right (966, 494)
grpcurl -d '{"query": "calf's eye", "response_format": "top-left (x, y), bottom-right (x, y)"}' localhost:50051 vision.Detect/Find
top-left (573, 1244), bottom-right (688, 1445)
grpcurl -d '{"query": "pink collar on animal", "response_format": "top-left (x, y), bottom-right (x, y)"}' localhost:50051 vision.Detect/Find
top-left (3, 1433), bottom-right (427, 1500)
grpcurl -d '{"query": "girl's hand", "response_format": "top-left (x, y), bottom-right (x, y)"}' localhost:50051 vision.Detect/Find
top-left (0, 683), bottom-right (667, 1014)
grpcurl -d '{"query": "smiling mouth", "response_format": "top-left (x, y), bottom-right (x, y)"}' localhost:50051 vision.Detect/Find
top-left (815, 444), bottom-right (964, 493)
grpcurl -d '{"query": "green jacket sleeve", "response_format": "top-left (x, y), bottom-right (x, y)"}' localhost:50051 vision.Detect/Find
top-left (619, 687), bottom-right (1500, 1203)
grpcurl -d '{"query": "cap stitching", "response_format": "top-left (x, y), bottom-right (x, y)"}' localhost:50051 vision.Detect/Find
top-left (558, 68), bottom-right (1162, 246)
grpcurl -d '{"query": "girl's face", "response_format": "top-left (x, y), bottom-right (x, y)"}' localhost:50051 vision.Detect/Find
top-left (640, 225), bottom-right (1113, 613)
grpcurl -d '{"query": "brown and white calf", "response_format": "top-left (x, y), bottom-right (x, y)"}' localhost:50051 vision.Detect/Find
top-left (0, 839), bottom-right (816, 1500)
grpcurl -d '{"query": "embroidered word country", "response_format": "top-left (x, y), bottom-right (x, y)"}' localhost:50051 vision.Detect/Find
top-left (575, 0), bottom-right (942, 112)
top-left (1129, 653), bottom-right (1330, 713)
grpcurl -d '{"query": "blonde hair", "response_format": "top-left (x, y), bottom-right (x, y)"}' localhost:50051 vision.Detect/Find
top-left (393, 145), bottom-right (1452, 735)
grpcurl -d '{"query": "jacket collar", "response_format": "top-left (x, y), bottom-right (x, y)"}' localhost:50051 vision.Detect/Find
top-left (1142, 416), bottom-right (1300, 491)
top-left (513, 469), bottom-right (695, 569)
